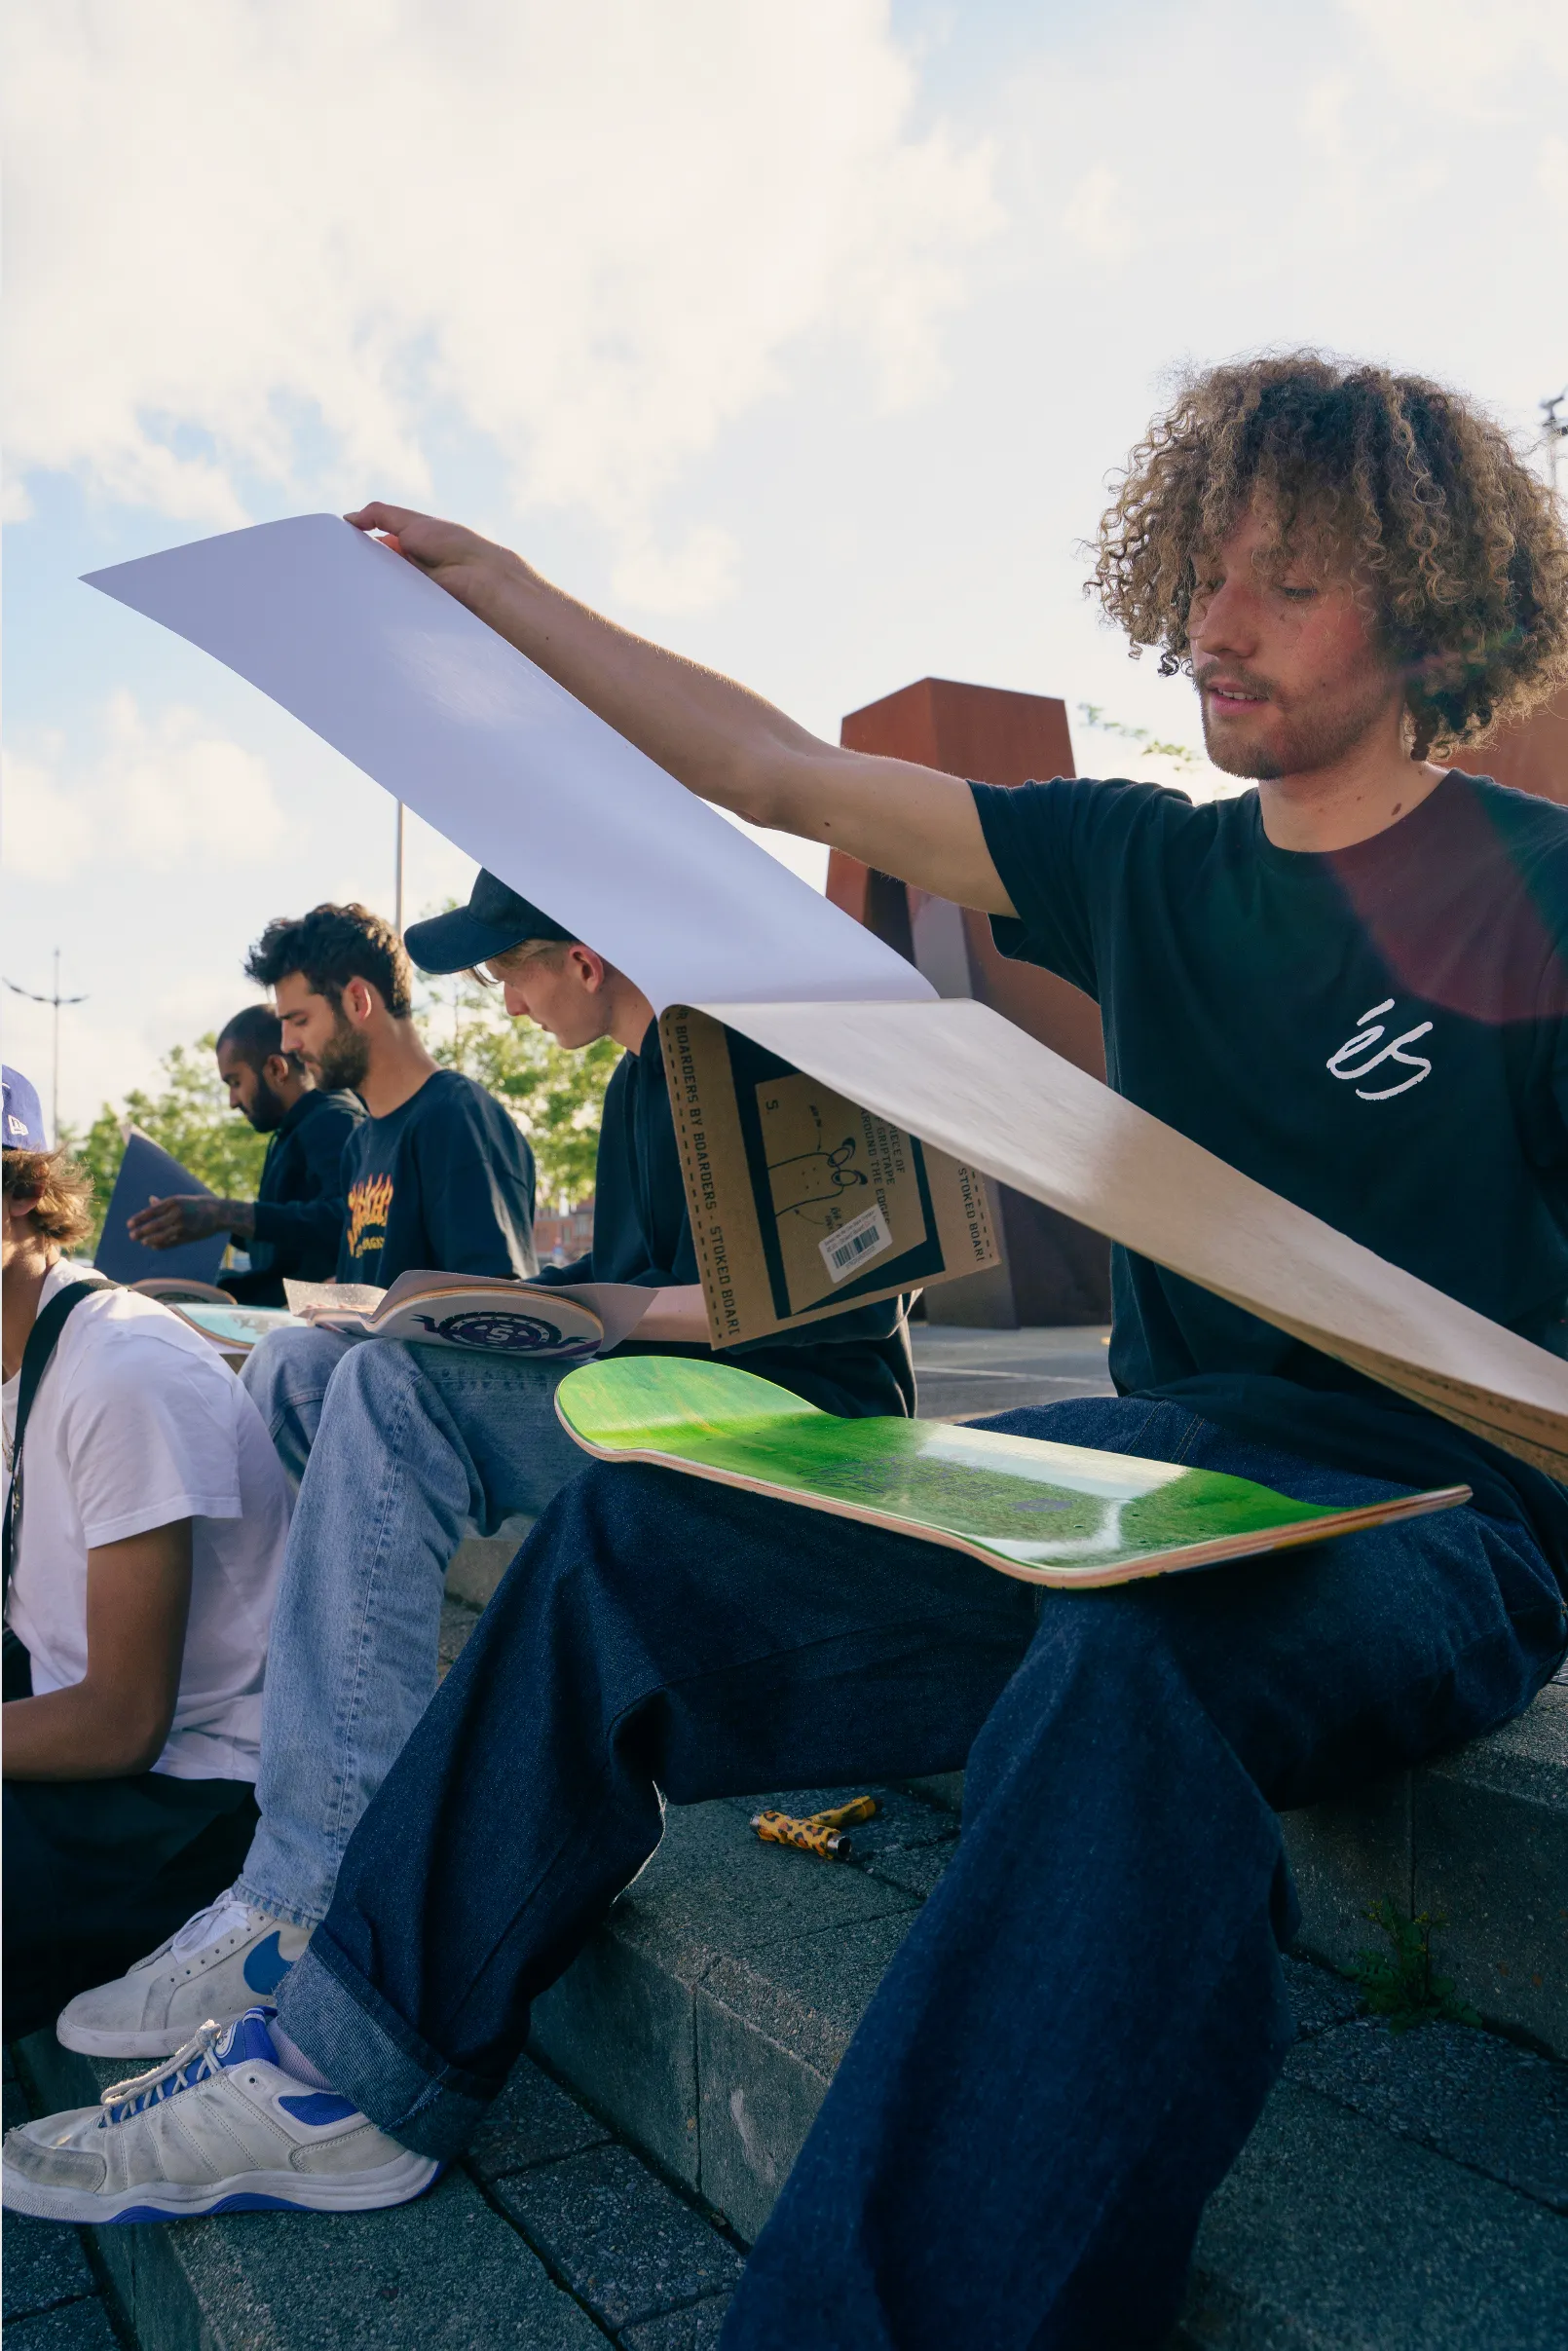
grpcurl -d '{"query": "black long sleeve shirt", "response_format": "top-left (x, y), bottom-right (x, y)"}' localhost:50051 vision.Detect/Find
top-left (336, 1069), bottom-right (538, 1286)
top-left (222, 1088), bottom-right (363, 1307)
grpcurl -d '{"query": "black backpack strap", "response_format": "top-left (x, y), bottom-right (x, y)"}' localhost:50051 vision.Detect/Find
top-left (4, 1279), bottom-right (106, 1608)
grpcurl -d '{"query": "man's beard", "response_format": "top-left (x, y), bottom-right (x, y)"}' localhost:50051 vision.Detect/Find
top-left (245, 1072), bottom-right (289, 1134)
top-left (313, 1015), bottom-right (371, 1093)
top-left (1198, 662), bottom-right (1399, 781)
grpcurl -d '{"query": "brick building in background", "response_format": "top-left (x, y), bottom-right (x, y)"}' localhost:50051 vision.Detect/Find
top-left (827, 678), bottom-right (1111, 1329)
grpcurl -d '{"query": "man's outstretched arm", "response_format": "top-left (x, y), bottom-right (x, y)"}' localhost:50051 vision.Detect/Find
top-left (347, 504), bottom-right (1016, 917)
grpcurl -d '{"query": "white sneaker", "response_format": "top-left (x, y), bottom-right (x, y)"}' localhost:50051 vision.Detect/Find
top-left (56, 1893), bottom-right (313, 2060)
top-left (3, 2008), bottom-right (439, 2224)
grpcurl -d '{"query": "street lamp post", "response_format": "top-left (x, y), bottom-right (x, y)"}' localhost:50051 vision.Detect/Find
top-left (3, 949), bottom-right (90, 1141)
top-left (394, 801), bottom-right (407, 934)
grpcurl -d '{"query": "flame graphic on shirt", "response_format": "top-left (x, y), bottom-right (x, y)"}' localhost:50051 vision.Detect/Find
top-left (345, 1174), bottom-right (395, 1259)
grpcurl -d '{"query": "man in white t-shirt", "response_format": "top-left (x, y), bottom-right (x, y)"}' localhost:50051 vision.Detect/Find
top-left (2, 1066), bottom-right (289, 2041)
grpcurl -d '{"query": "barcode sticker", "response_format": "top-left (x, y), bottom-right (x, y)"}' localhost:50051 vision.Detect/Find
top-left (818, 1203), bottom-right (894, 1286)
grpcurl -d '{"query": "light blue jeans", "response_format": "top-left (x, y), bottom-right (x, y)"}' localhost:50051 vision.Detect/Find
top-left (236, 1325), bottom-right (585, 1926)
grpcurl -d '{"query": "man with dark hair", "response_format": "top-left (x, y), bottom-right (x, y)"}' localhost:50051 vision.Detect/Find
top-left (243, 901), bottom-right (537, 1290)
top-left (128, 1006), bottom-right (361, 1306)
top-left (15, 356), bottom-right (1568, 2346)
top-left (48, 869), bottom-right (914, 2058)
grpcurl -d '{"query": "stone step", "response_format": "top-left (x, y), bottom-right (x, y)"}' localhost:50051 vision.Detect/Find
top-left (11, 2030), bottom-right (745, 2349)
top-left (10, 1710), bottom-right (1565, 2349)
top-left (1280, 1682), bottom-right (1568, 2056)
top-left (526, 1770), bottom-right (1567, 2345)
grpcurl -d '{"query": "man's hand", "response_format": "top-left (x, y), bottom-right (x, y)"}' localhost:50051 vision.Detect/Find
top-left (343, 503), bottom-right (1013, 914)
top-left (127, 1194), bottom-right (253, 1250)
top-left (346, 504), bottom-right (519, 609)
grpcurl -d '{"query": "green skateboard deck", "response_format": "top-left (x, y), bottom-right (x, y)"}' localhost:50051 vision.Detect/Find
top-left (555, 1358), bottom-right (1471, 1588)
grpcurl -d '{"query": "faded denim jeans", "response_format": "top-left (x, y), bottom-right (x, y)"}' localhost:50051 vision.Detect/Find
top-left (236, 1326), bottom-right (585, 1925)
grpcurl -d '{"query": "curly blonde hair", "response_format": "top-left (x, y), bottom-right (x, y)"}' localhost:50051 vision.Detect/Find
top-left (1090, 354), bottom-right (1568, 758)
top-left (3, 1146), bottom-right (95, 1249)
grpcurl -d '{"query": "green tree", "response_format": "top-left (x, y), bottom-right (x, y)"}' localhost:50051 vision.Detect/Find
top-left (64, 1037), bottom-right (270, 1253)
top-left (423, 970), bottom-right (616, 1210)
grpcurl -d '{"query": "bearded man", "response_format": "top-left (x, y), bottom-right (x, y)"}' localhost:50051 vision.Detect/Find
top-left (11, 356), bottom-right (1568, 2349)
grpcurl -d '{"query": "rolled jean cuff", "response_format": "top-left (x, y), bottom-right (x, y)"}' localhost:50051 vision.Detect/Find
top-left (274, 1936), bottom-right (492, 2160)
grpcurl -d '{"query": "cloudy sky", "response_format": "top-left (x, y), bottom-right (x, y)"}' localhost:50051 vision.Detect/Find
top-left (4, 0), bottom-right (1565, 1129)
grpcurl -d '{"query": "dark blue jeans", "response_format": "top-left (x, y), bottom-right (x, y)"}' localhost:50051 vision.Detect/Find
top-left (278, 1399), bottom-right (1568, 2349)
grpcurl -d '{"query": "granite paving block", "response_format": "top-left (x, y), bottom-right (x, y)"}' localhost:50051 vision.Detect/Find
top-left (138, 2167), bottom-right (607, 2351)
top-left (898, 1771), bottom-right (964, 1814)
top-left (493, 2143), bottom-right (743, 2333)
top-left (1286, 2017), bottom-right (1568, 2212)
top-left (2, 2209), bottom-right (99, 2324)
top-left (1416, 1688), bottom-right (1568, 2056)
top-left (532, 1926), bottom-right (702, 2185)
top-left (1, 2298), bottom-right (120, 2350)
top-left (619, 2295), bottom-right (733, 2348)
top-left (728, 1784), bottom-right (957, 1863)
top-left (862, 1841), bottom-right (955, 1902)
top-left (467, 2052), bottom-right (615, 2183)
top-left (694, 1911), bottom-right (921, 2240)
top-left (1184, 2078), bottom-right (1568, 2349)
top-left (534, 1800), bottom-right (918, 2183)
top-left (1280, 1951), bottom-right (1363, 2041)
top-left (1278, 1769), bottom-right (1412, 1970)
top-left (613, 1804), bottom-right (919, 1974)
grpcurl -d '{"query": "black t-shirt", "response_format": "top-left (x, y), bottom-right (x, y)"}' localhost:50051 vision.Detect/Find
top-left (338, 1069), bottom-right (538, 1286)
top-left (536, 1022), bottom-right (914, 1419)
top-left (973, 769), bottom-right (1568, 1573)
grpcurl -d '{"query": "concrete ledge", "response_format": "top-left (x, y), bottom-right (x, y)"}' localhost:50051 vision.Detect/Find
top-left (1281, 1685), bottom-right (1567, 2054)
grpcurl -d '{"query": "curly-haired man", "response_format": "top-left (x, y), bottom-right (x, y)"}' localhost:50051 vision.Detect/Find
top-left (11, 357), bottom-right (1568, 2346)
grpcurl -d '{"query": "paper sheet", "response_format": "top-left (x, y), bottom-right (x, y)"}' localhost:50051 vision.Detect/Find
top-left (85, 518), bottom-right (931, 1015)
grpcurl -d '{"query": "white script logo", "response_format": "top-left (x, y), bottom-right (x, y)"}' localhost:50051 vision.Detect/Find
top-left (1325, 999), bottom-right (1434, 1101)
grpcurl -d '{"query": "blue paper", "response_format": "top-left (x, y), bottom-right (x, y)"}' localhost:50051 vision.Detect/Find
top-left (94, 1128), bottom-right (228, 1286)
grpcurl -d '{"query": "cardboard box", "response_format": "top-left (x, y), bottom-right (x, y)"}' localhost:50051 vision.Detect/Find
top-left (661, 1006), bottom-right (997, 1346)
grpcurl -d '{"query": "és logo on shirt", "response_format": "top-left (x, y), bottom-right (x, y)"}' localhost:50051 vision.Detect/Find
top-left (1325, 999), bottom-right (1434, 1102)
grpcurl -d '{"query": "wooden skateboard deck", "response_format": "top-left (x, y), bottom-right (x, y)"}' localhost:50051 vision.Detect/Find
top-left (555, 1358), bottom-right (1471, 1589)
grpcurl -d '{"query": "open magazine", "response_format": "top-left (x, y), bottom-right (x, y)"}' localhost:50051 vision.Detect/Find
top-left (164, 1268), bottom-right (655, 1362)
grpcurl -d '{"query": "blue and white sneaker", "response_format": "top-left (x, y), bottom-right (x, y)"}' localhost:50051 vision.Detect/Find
top-left (2, 2009), bottom-right (439, 2223)
top-left (56, 1891), bottom-right (310, 2059)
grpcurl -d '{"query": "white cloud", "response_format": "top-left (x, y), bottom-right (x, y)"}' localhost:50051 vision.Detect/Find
top-left (1063, 166), bottom-right (1135, 265)
top-left (6, 1), bottom-right (1000, 598)
top-left (2, 694), bottom-right (286, 880)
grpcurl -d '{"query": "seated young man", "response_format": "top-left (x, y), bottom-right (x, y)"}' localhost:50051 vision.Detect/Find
top-left (126, 1004), bottom-right (363, 1306)
top-left (236, 900), bottom-right (539, 1485)
top-left (14, 356), bottom-right (1568, 2349)
top-left (54, 874), bottom-right (912, 2057)
top-left (1, 1069), bottom-right (289, 2043)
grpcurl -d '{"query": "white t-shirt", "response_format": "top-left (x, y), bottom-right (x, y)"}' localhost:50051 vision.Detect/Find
top-left (2, 1263), bottom-right (289, 1782)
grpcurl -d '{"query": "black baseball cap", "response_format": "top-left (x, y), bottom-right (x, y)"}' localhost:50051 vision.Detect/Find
top-left (403, 870), bottom-right (578, 976)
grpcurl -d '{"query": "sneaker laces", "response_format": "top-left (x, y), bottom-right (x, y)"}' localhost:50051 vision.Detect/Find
top-left (168, 1889), bottom-right (252, 1959)
top-left (100, 2009), bottom-right (276, 2125)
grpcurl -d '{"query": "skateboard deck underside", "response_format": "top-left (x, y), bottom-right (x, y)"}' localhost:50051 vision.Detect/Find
top-left (555, 1358), bottom-right (1471, 1589)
